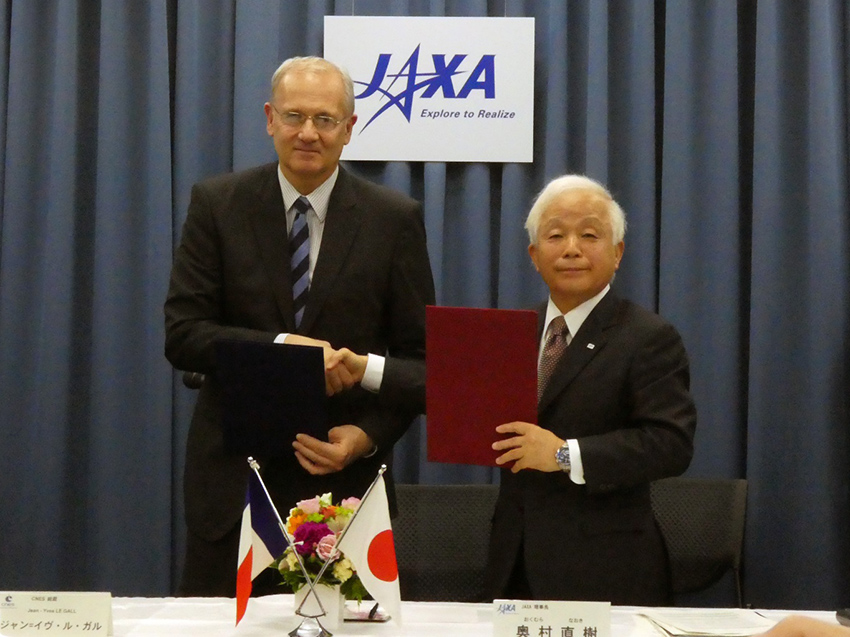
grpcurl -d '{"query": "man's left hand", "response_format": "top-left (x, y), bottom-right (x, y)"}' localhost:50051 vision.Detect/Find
top-left (492, 421), bottom-right (564, 473)
top-left (293, 425), bottom-right (375, 475)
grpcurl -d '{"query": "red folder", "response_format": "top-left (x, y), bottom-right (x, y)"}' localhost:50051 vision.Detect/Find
top-left (426, 305), bottom-right (538, 467)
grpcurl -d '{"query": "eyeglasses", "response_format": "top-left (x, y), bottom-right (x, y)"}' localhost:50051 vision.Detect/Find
top-left (272, 105), bottom-right (347, 133)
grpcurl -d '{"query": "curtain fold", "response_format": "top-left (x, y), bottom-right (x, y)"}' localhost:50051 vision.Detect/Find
top-left (0, 1), bottom-right (173, 594)
top-left (0, 0), bottom-right (847, 608)
top-left (660, 0), bottom-right (746, 478)
top-left (746, 0), bottom-right (850, 608)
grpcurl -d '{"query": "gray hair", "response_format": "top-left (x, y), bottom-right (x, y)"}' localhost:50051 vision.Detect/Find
top-left (525, 174), bottom-right (627, 245)
top-left (270, 56), bottom-right (355, 116)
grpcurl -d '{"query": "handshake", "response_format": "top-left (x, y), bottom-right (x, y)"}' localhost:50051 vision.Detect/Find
top-left (284, 334), bottom-right (370, 396)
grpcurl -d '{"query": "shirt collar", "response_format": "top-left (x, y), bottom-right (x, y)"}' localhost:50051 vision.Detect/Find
top-left (276, 165), bottom-right (339, 223)
top-left (543, 285), bottom-right (611, 341)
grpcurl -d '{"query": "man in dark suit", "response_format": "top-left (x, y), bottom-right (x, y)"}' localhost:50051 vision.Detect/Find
top-left (164, 56), bottom-right (435, 596)
top-left (486, 174), bottom-right (696, 605)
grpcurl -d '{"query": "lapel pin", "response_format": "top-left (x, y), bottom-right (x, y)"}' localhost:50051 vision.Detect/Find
top-left (586, 343), bottom-right (595, 349)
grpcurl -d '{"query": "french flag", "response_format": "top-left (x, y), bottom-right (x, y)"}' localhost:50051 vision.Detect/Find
top-left (235, 471), bottom-right (287, 625)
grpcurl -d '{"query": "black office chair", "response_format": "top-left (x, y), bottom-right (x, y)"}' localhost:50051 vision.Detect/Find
top-left (182, 371), bottom-right (204, 389)
top-left (650, 477), bottom-right (748, 607)
top-left (393, 483), bottom-right (499, 602)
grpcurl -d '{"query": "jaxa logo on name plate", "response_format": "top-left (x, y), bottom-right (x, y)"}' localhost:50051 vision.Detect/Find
top-left (324, 16), bottom-right (534, 163)
top-left (493, 599), bottom-right (611, 637)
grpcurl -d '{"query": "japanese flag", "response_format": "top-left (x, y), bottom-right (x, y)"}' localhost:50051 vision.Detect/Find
top-left (337, 474), bottom-right (401, 623)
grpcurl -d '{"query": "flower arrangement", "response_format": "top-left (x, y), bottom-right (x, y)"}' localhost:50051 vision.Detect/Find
top-left (276, 492), bottom-right (369, 602)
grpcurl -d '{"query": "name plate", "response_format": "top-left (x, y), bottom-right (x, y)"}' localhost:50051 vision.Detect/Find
top-left (493, 599), bottom-right (610, 637)
top-left (0, 592), bottom-right (112, 636)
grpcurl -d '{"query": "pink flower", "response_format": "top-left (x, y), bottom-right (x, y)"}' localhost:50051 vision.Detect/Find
top-left (316, 534), bottom-right (339, 561)
top-left (296, 496), bottom-right (321, 515)
top-left (340, 497), bottom-right (360, 510)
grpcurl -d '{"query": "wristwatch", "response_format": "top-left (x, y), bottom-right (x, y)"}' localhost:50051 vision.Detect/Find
top-left (555, 441), bottom-right (571, 473)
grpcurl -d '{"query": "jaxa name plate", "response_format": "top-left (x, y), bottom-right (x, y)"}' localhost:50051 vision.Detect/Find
top-left (493, 599), bottom-right (610, 637)
top-left (0, 592), bottom-right (113, 636)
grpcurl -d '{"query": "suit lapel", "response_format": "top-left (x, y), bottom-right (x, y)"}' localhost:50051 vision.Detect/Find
top-left (538, 292), bottom-right (621, 413)
top-left (246, 163), bottom-right (295, 330)
top-left (298, 168), bottom-right (362, 333)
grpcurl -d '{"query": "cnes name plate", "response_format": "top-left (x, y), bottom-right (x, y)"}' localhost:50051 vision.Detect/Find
top-left (0, 592), bottom-right (112, 636)
top-left (493, 599), bottom-right (610, 637)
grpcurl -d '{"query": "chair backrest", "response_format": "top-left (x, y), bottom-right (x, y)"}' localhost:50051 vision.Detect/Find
top-left (182, 371), bottom-right (204, 389)
top-left (650, 477), bottom-right (748, 606)
top-left (393, 483), bottom-right (499, 602)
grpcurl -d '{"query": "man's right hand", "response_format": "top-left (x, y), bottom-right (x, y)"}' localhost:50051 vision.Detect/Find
top-left (325, 347), bottom-right (368, 396)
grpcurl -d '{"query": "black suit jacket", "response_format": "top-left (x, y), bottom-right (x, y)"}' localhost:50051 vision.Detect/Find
top-left (164, 163), bottom-right (435, 542)
top-left (380, 358), bottom-right (426, 413)
top-left (485, 291), bottom-right (696, 604)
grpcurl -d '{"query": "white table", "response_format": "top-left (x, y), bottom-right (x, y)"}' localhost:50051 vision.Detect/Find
top-left (111, 596), bottom-right (838, 637)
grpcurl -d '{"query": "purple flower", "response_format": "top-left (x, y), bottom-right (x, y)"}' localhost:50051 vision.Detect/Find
top-left (294, 521), bottom-right (333, 556)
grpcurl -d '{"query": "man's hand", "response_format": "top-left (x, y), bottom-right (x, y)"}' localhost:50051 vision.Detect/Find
top-left (492, 421), bottom-right (564, 473)
top-left (324, 348), bottom-right (368, 396)
top-left (759, 616), bottom-right (850, 637)
top-left (284, 334), bottom-right (331, 349)
top-left (293, 425), bottom-right (375, 475)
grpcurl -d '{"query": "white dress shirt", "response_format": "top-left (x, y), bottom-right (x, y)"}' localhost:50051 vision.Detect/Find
top-left (540, 284), bottom-right (611, 485)
top-left (272, 166), bottom-right (384, 392)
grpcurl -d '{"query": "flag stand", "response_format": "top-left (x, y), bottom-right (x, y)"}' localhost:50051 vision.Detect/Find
top-left (288, 616), bottom-right (332, 637)
top-left (288, 465), bottom-right (388, 637)
top-left (246, 459), bottom-right (392, 636)
top-left (247, 458), bottom-right (335, 636)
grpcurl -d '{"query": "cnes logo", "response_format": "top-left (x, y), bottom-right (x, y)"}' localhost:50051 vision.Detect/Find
top-left (353, 45), bottom-right (495, 132)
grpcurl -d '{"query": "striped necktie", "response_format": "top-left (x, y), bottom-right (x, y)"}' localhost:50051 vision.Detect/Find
top-left (289, 196), bottom-right (311, 329)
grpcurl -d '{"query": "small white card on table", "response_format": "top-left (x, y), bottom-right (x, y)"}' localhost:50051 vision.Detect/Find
top-left (493, 599), bottom-right (611, 637)
top-left (0, 592), bottom-right (113, 636)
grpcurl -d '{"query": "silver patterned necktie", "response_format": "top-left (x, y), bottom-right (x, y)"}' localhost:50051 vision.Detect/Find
top-left (538, 315), bottom-right (569, 401)
top-left (289, 196), bottom-right (311, 329)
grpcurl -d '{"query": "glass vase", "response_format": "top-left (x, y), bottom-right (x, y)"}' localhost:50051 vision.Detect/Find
top-left (293, 582), bottom-right (344, 631)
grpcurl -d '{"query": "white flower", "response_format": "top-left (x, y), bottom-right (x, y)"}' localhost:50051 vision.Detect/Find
top-left (325, 515), bottom-right (348, 534)
top-left (332, 557), bottom-right (353, 583)
top-left (285, 550), bottom-right (299, 570)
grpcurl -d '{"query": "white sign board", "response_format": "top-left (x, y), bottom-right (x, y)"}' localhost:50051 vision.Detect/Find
top-left (493, 599), bottom-right (611, 637)
top-left (324, 16), bottom-right (535, 163)
top-left (0, 592), bottom-right (113, 636)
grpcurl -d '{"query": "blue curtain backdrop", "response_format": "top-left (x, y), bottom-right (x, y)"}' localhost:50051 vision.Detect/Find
top-left (0, 0), bottom-right (847, 610)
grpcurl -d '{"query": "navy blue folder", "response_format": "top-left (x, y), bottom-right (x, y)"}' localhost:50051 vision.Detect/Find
top-left (214, 340), bottom-right (327, 457)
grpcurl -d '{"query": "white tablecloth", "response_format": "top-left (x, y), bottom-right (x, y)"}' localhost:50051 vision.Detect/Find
top-left (110, 596), bottom-right (839, 637)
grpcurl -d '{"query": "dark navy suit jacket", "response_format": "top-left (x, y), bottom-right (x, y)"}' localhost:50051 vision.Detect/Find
top-left (486, 291), bottom-right (696, 604)
top-left (165, 163), bottom-right (435, 543)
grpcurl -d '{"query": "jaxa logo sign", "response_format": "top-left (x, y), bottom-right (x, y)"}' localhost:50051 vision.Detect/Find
top-left (324, 15), bottom-right (534, 162)
top-left (354, 46), bottom-right (497, 132)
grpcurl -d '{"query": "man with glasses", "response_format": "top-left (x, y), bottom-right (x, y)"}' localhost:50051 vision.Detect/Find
top-left (165, 56), bottom-right (435, 596)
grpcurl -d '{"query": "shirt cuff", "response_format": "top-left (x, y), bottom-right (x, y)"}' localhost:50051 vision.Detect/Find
top-left (361, 354), bottom-right (385, 393)
top-left (274, 333), bottom-right (289, 343)
top-left (567, 439), bottom-right (585, 484)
